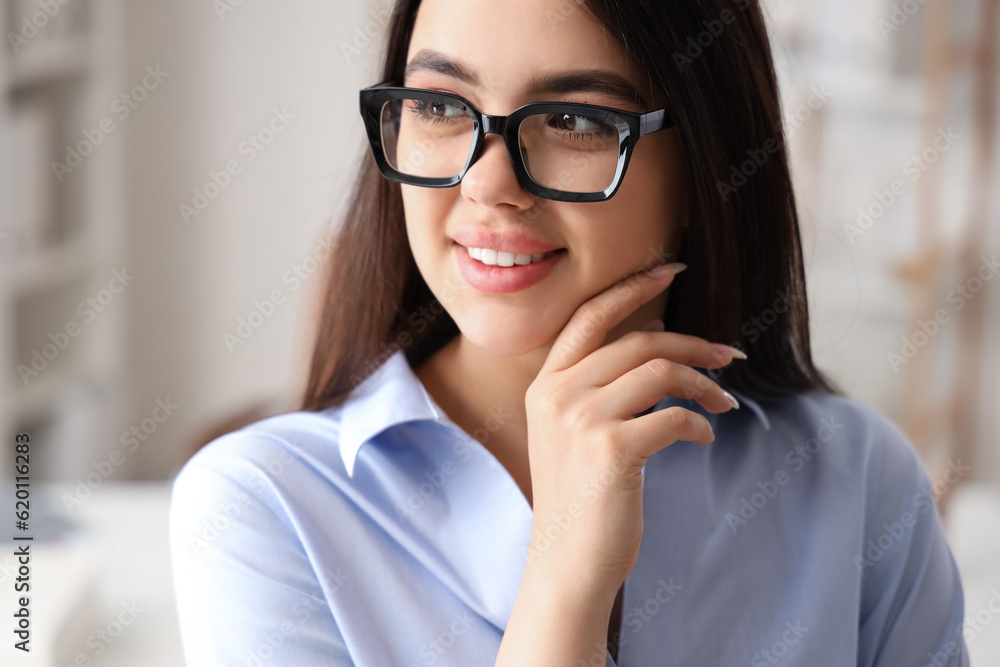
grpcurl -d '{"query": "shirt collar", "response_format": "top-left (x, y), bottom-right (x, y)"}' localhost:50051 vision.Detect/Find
top-left (681, 366), bottom-right (772, 432)
top-left (338, 350), bottom-right (443, 477)
top-left (338, 350), bottom-right (772, 477)
top-left (725, 386), bottom-right (771, 431)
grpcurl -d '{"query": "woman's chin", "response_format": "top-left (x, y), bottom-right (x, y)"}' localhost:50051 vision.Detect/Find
top-left (458, 325), bottom-right (558, 359)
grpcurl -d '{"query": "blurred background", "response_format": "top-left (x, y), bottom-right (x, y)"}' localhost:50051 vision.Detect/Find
top-left (0, 0), bottom-right (997, 664)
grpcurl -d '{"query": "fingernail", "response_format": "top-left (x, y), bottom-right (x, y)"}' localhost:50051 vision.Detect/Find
top-left (642, 319), bottom-right (665, 332)
top-left (648, 262), bottom-right (687, 280)
top-left (723, 390), bottom-right (740, 410)
top-left (713, 343), bottom-right (748, 361)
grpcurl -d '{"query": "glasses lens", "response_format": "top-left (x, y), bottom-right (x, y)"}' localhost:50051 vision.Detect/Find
top-left (380, 97), bottom-right (476, 179)
top-left (518, 111), bottom-right (624, 194)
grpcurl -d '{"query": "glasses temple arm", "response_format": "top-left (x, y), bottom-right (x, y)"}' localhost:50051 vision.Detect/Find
top-left (638, 109), bottom-right (673, 137)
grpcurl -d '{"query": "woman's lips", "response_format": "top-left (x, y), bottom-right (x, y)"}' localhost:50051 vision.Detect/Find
top-left (451, 227), bottom-right (563, 255)
top-left (454, 242), bottom-right (567, 294)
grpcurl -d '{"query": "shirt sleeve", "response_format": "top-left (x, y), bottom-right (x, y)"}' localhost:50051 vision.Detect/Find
top-left (854, 402), bottom-right (969, 667)
top-left (168, 435), bottom-right (354, 666)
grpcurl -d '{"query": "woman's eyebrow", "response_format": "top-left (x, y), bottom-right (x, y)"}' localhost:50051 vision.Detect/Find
top-left (404, 49), bottom-right (647, 107)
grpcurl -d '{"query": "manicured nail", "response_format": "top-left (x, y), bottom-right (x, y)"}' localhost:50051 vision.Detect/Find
top-left (648, 262), bottom-right (687, 280)
top-left (713, 343), bottom-right (748, 361)
top-left (642, 319), bottom-right (665, 332)
top-left (723, 390), bottom-right (740, 410)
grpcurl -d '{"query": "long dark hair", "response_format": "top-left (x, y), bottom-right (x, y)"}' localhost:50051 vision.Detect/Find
top-left (299, 0), bottom-right (838, 412)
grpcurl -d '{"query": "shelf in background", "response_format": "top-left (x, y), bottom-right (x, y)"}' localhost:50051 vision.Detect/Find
top-left (0, 0), bottom-right (127, 489)
top-left (12, 360), bottom-right (89, 424)
top-left (1, 236), bottom-right (92, 298)
top-left (9, 36), bottom-right (90, 91)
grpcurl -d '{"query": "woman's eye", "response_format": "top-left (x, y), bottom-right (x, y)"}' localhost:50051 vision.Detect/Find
top-left (406, 99), bottom-right (468, 125)
top-left (428, 102), bottom-right (463, 118)
top-left (555, 113), bottom-right (604, 132)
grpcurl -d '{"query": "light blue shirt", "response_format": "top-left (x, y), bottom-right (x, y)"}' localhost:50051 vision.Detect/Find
top-left (168, 349), bottom-right (970, 666)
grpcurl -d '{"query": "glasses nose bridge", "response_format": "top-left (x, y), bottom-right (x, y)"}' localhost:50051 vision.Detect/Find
top-left (474, 112), bottom-right (520, 170)
top-left (480, 113), bottom-right (510, 137)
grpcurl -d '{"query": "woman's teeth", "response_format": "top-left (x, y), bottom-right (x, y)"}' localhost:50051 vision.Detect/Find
top-left (467, 247), bottom-right (557, 267)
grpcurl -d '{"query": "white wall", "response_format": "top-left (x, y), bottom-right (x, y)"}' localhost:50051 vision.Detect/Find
top-left (122, 0), bottom-right (390, 477)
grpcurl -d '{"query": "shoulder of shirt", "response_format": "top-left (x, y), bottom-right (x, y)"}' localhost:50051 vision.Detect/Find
top-left (173, 350), bottom-right (445, 484)
top-left (169, 408), bottom-right (340, 494)
top-left (737, 388), bottom-right (927, 483)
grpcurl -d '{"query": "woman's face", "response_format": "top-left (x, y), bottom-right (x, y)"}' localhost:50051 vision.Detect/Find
top-left (402, 0), bottom-right (687, 357)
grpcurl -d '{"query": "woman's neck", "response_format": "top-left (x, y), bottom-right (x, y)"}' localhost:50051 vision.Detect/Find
top-left (412, 287), bottom-right (669, 507)
top-left (414, 335), bottom-right (538, 498)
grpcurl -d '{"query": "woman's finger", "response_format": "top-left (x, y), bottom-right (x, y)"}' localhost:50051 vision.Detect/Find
top-left (617, 406), bottom-right (717, 457)
top-left (541, 263), bottom-right (687, 375)
top-left (598, 357), bottom-right (737, 419)
top-left (576, 328), bottom-right (743, 388)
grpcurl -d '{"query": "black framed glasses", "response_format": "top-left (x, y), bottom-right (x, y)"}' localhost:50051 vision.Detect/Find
top-left (359, 83), bottom-right (674, 203)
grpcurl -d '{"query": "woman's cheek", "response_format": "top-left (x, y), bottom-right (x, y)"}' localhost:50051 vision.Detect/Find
top-left (403, 190), bottom-right (449, 273)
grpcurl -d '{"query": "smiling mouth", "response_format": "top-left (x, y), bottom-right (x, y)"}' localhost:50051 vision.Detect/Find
top-left (461, 245), bottom-right (567, 267)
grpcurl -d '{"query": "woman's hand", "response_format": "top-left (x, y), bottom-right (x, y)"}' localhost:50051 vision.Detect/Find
top-left (523, 262), bottom-right (744, 599)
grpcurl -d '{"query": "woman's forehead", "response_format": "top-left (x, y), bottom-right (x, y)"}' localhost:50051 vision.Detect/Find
top-left (406, 0), bottom-right (648, 103)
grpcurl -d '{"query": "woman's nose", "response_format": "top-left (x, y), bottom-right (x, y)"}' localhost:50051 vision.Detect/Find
top-left (459, 134), bottom-right (536, 211)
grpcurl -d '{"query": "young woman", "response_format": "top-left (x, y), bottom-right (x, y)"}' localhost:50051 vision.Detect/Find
top-left (169, 0), bottom-right (971, 665)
